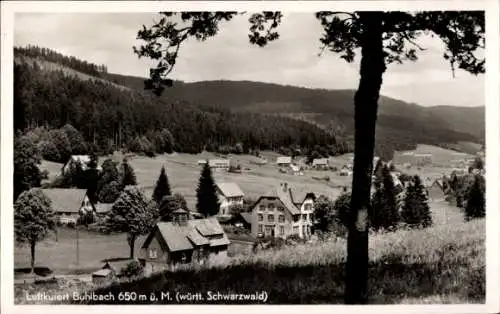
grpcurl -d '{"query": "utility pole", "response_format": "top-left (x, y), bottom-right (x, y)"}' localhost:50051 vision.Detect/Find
top-left (76, 225), bottom-right (80, 266)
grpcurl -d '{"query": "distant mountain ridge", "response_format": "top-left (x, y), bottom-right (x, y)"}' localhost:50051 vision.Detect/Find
top-left (13, 45), bottom-right (484, 158)
top-left (103, 73), bottom-right (484, 140)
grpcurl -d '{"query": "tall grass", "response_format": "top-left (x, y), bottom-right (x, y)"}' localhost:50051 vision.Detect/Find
top-left (60, 219), bottom-right (485, 304)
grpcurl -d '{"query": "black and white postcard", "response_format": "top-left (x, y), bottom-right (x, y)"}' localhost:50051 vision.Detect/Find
top-left (1, 1), bottom-right (499, 313)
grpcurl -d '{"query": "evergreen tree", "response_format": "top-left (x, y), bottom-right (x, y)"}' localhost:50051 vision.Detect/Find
top-left (153, 166), bottom-right (171, 204)
top-left (370, 165), bottom-right (399, 230)
top-left (465, 174), bottom-right (485, 221)
top-left (401, 175), bottom-right (432, 228)
top-left (196, 162), bottom-right (220, 217)
top-left (120, 158), bottom-right (137, 186)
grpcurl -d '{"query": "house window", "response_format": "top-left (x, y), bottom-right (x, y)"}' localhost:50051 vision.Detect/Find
top-left (278, 215), bottom-right (285, 223)
top-left (149, 249), bottom-right (157, 259)
top-left (302, 214), bottom-right (307, 221)
top-left (277, 206), bottom-right (284, 212)
top-left (258, 214), bottom-right (263, 221)
top-left (259, 204), bottom-right (265, 211)
top-left (279, 226), bottom-right (284, 235)
top-left (268, 214), bottom-right (274, 222)
top-left (306, 214), bottom-right (309, 221)
top-left (181, 253), bottom-right (187, 263)
top-left (269, 203), bottom-right (275, 211)
top-left (258, 224), bottom-right (263, 233)
top-left (293, 226), bottom-right (299, 234)
top-left (302, 225), bottom-right (306, 236)
top-left (304, 203), bottom-right (312, 211)
top-left (293, 215), bottom-right (300, 223)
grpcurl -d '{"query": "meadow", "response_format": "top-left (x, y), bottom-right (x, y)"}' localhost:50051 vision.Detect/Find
top-left (40, 146), bottom-right (460, 209)
top-left (51, 218), bottom-right (484, 305)
top-left (15, 148), bottom-right (482, 304)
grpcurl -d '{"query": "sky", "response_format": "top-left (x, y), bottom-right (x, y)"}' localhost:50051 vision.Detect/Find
top-left (14, 12), bottom-right (485, 107)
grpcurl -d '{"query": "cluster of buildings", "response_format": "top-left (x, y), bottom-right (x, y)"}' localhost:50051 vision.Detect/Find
top-left (44, 150), bottom-right (483, 278)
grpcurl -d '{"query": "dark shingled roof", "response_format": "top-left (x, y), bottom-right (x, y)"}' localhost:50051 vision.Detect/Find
top-left (143, 218), bottom-right (229, 253)
top-left (255, 184), bottom-right (315, 216)
top-left (41, 188), bottom-right (88, 213)
top-left (240, 212), bottom-right (252, 224)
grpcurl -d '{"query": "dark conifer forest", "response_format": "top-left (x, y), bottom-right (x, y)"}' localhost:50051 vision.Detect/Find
top-left (13, 46), bottom-right (482, 158)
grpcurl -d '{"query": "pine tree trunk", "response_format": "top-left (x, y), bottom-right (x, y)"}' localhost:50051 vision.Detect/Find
top-left (30, 241), bottom-right (36, 274)
top-left (344, 12), bottom-right (386, 304)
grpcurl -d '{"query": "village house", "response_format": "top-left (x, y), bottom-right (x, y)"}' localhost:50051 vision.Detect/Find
top-left (216, 182), bottom-right (245, 217)
top-left (339, 165), bottom-right (352, 176)
top-left (249, 183), bottom-right (316, 239)
top-left (289, 163), bottom-right (303, 176)
top-left (41, 188), bottom-right (96, 224)
top-left (91, 258), bottom-right (140, 285)
top-left (312, 158), bottom-right (329, 170)
top-left (62, 155), bottom-right (101, 175)
top-left (94, 203), bottom-right (113, 218)
top-left (140, 209), bottom-right (230, 274)
top-left (198, 159), bottom-right (231, 171)
top-left (276, 156), bottom-right (292, 167)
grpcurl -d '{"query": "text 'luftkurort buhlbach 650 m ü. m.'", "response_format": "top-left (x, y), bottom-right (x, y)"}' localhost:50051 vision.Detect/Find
top-left (24, 290), bottom-right (270, 304)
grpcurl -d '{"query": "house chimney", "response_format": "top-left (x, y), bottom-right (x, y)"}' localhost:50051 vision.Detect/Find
top-left (282, 182), bottom-right (288, 192)
top-left (172, 208), bottom-right (189, 226)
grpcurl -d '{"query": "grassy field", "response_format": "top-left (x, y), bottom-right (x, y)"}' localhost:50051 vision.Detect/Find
top-left (14, 227), bottom-right (147, 276)
top-left (40, 148), bottom-right (458, 209)
top-left (49, 218), bottom-right (483, 305)
top-left (14, 197), bottom-right (465, 276)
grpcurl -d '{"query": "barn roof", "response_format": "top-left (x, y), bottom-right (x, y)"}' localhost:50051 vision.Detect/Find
top-left (216, 182), bottom-right (244, 198)
top-left (144, 218), bottom-right (229, 253)
top-left (95, 203), bottom-right (113, 214)
top-left (276, 156), bottom-right (292, 164)
top-left (312, 158), bottom-right (329, 166)
top-left (41, 188), bottom-right (88, 213)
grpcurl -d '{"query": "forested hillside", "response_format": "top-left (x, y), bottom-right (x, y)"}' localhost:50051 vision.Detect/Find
top-left (14, 47), bottom-right (345, 157)
top-left (14, 46), bottom-right (483, 160)
top-left (104, 74), bottom-right (484, 158)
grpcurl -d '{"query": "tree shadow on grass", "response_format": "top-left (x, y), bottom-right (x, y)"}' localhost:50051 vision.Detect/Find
top-left (15, 267), bottom-right (53, 277)
top-left (69, 260), bottom-right (484, 304)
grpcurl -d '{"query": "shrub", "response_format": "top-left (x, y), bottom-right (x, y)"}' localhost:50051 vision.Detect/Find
top-left (120, 260), bottom-right (144, 279)
top-left (37, 140), bottom-right (61, 162)
top-left (98, 181), bottom-right (122, 203)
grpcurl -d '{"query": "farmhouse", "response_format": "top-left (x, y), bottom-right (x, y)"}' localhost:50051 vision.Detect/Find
top-left (289, 163), bottom-right (303, 176)
top-left (94, 203), bottom-right (113, 217)
top-left (62, 155), bottom-right (101, 175)
top-left (41, 188), bottom-right (95, 224)
top-left (249, 183), bottom-right (316, 239)
top-left (276, 156), bottom-right (292, 167)
top-left (198, 159), bottom-right (231, 171)
top-left (339, 167), bottom-right (352, 176)
top-left (312, 158), bottom-right (329, 170)
top-left (216, 182), bottom-right (244, 216)
top-left (140, 209), bottom-right (230, 274)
